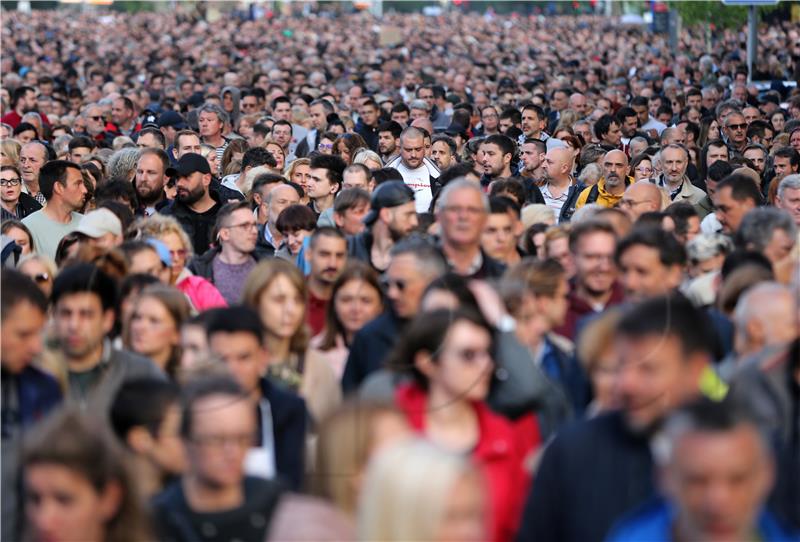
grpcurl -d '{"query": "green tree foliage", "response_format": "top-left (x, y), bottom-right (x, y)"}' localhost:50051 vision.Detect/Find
top-left (670, 1), bottom-right (776, 29)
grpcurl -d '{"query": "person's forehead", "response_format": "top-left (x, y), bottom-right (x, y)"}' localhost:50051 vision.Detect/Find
top-left (0, 170), bottom-right (18, 178)
top-left (402, 136), bottom-right (423, 146)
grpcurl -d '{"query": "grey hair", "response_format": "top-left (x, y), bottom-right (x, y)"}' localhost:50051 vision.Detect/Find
top-left (733, 281), bottom-right (795, 333)
top-left (390, 234), bottom-right (447, 278)
top-left (106, 148), bottom-right (142, 182)
top-left (630, 136), bottom-right (648, 148)
top-left (777, 174), bottom-right (800, 200)
top-left (570, 203), bottom-right (604, 223)
top-left (577, 163), bottom-right (602, 185)
top-left (433, 178), bottom-right (489, 214)
top-left (197, 102), bottom-right (230, 126)
top-left (686, 233), bottom-right (733, 263)
top-left (738, 207), bottom-right (797, 254)
top-left (409, 99), bottom-right (430, 112)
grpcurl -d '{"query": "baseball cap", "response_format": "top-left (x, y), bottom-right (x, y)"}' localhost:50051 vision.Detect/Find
top-left (157, 111), bottom-right (188, 130)
top-left (146, 238), bottom-right (172, 268)
top-left (76, 208), bottom-right (122, 239)
top-left (363, 181), bottom-right (416, 225)
top-left (165, 153), bottom-right (211, 178)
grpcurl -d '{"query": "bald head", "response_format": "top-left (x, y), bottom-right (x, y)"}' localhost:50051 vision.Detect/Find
top-left (734, 282), bottom-right (798, 354)
top-left (544, 147), bottom-right (574, 182)
top-left (621, 181), bottom-right (664, 220)
top-left (569, 93), bottom-right (588, 115)
top-left (409, 119), bottom-right (433, 138)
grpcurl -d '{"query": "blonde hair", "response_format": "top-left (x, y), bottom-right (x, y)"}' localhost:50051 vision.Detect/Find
top-left (284, 157), bottom-right (310, 180)
top-left (0, 138), bottom-right (21, 166)
top-left (128, 214), bottom-right (194, 259)
top-left (241, 258), bottom-right (309, 353)
top-left (577, 307), bottom-right (622, 373)
top-left (357, 439), bottom-right (481, 541)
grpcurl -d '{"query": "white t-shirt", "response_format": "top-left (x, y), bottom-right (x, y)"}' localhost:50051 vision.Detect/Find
top-left (387, 156), bottom-right (440, 213)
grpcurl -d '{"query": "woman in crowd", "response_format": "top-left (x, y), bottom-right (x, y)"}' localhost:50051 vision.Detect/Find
top-left (21, 408), bottom-right (150, 542)
top-left (388, 308), bottom-right (535, 542)
top-left (220, 138), bottom-right (248, 175)
top-left (0, 139), bottom-right (21, 167)
top-left (125, 284), bottom-right (191, 378)
top-left (242, 258), bottom-right (341, 422)
top-left (285, 157), bottom-right (312, 204)
top-left (275, 204), bottom-right (317, 259)
top-left (352, 149), bottom-right (382, 170)
top-left (357, 438), bottom-right (487, 541)
top-left (630, 153), bottom-right (655, 182)
top-left (1, 219), bottom-right (34, 255)
top-left (265, 139), bottom-right (286, 171)
top-left (334, 133), bottom-right (368, 165)
top-left (17, 253), bottom-right (56, 298)
top-left (309, 262), bottom-right (384, 379)
top-left (128, 214), bottom-right (226, 311)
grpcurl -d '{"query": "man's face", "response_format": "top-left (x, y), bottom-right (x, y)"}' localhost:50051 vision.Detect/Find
top-left (185, 394), bottom-right (255, 489)
top-left (742, 106), bottom-right (761, 125)
top-left (714, 186), bottom-right (754, 233)
top-left (20, 89), bottom-right (37, 112)
top-left (272, 124), bottom-right (292, 148)
top-left (307, 168), bottom-right (337, 200)
top-left (176, 135), bottom-right (202, 158)
top-left (219, 208), bottom-right (258, 254)
top-left (391, 110), bottom-right (409, 126)
top-left (342, 170), bottom-right (369, 191)
top-left (266, 185), bottom-right (299, 226)
top-left (602, 151), bottom-right (628, 188)
top-left (135, 153), bottom-right (166, 202)
top-left (665, 427), bottom-right (774, 542)
top-left (385, 253), bottom-right (429, 319)
top-left (308, 235), bottom-right (347, 286)
top-left (632, 104), bottom-right (649, 125)
top-left (687, 94), bottom-right (701, 109)
top-left (384, 201), bottom-right (418, 240)
top-left (400, 135), bottom-right (425, 169)
top-left (431, 141), bottom-right (454, 170)
top-left (198, 111), bottom-right (223, 139)
top-left (773, 157), bottom-right (797, 182)
top-left (335, 201), bottom-right (369, 235)
top-left (498, 117), bottom-right (515, 134)
top-left (574, 123), bottom-right (593, 143)
top-left (621, 115), bottom-right (638, 138)
top-left (309, 103), bottom-right (328, 131)
top-left (209, 332), bottom-right (266, 394)
top-left (551, 91), bottom-right (568, 111)
top-left (743, 149), bottom-right (766, 174)
top-left (111, 99), bottom-right (132, 127)
top-left (176, 171), bottom-right (208, 205)
top-left (240, 96), bottom-right (259, 115)
top-left (1, 301), bottom-right (46, 374)
top-left (0, 168), bottom-right (22, 204)
top-left (479, 143), bottom-right (508, 178)
top-left (137, 132), bottom-right (163, 149)
top-left (53, 292), bottom-right (113, 362)
top-left (724, 114), bottom-right (747, 146)
top-left (69, 146), bottom-right (92, 163)
top-left (603, 121), bottom-right (623, 147)
top-left (481, 212), bottom-right (516, 261)
top-left (521, 109), bottom-right (543, 137)
top-left (662, 147), bottom-right (688, 185)
top-left (616, 333), bottom-right (699, 431)
top-left (85, 107), bottom-right (106, 136)
top-left (437, 188), bottom-right (487, 248)
top-left (410, 108), bottom-right (428, 122)
top-left (521, 143), bottom-right (543, 172)
top-left (273, 101), bottom-right (291, 121)
top-left (359, 105), bottom-right (379, 127)
top-left (573, 231), bottom-right (616, 297)
top-left (618, 244), bottom-right (681, 302)
top-left (705, 144), bottom-right (728, 170)
top-left (761, 227), bottom-right (796, 264)
top-left (19, 143), bottom-right (46, 184)
top-left (776, 186), bottom-right (800, 226)
top-left (378, 131), bottom-right (398, 156)
top-left (58, 167), bottom-right (88, 210)
top-left (417, 88), bottom-right (435, 110)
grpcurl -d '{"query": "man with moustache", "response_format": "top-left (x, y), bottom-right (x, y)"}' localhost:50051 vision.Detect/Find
top-left (134, 148), bottom-right (170, 216)
top-left (574, 150), bottom-right (633, 210)
top-left (305, 227), bottom-right (348, 335)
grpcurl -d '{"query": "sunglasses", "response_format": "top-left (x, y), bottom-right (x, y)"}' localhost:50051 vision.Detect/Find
top-left (381, 277), bottom-right (407, 292)
top-left (90, 115), bottom-right (105, 122)
top-left (727, 123), bottom-right (746, 131)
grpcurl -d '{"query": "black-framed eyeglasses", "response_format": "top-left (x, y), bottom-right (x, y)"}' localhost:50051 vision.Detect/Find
top-left (727, 123), bottom-right (746, 131)
top-left (0, 178), bottom-right (21, 187)
top-left (89, 116), bottom-right (104, 122)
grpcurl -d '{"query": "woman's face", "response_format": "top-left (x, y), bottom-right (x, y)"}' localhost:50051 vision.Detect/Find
top-left (5, 226), bottom-right (32, 255)
top-left (436, 473), bottom-right (487, 542)
top-left (337, 142), bottom-right (351, 164)
top-left (334, 279), bottom-right (383, 338)
top-left (19, 258), bottom-right (53, 298)
top-left (266, 143), bottom-right (285, 171)
top-left (709, 120), bottom-right (719, 138)
top-left (159, 232), bottom-right (188, 281)
top-left (204, 151), bottom-right (218, 174)
top-left (286, 228), bottom-right (312, 255)
top-left (329, 124), bottom-right (345, 136)
top-left (259, 274), bottom-right (305, 341)
top-left (318, 138), bottom-right (334, 155)
top-left (633, 159), bottom-right (653, 182)
top-left (129, 296), bottom-right (179, 367)
top-left (427, 320), bottom-right (494, 402)
top-left (25, 463), bottom-right (120, 542)
top-left (291, 163), bottom-right (311, 193)
top-left (0, 150), bottom-right (16, 167)
top-left (771, 112), bottom-right (785, 133)
top-left (238, 121), bottom-right (254, 139)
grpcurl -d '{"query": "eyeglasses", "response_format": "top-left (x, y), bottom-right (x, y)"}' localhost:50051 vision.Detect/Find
top-left (381, 277), bottom-right (407, 292)
top-left (0, 178), bottom-right (21, 187)
top-left (190, 432), bottom-right (257, 449)
top-left (89, 115), bottom-right (104, 122)
top-left (726, 123), bottom-right (746, 131)
top-left (225, 222), bottom-right (258, 231)
top-left (318, 143), bottom-right (333, 150)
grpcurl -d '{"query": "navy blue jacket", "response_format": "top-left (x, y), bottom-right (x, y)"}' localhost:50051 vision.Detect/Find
top-left (260, 377), bottom-right (307, 491)
top-left (341, 310), bottom-right (403, 394)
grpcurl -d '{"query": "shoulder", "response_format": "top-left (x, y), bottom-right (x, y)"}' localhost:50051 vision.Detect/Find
top-left (110, 349), bottom-right (166, 378)
top-left (606, 498), bottom-right (673, 542)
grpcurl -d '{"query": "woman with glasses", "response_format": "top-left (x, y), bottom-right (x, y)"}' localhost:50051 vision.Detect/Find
top-left (0, 165), bottom-right (41, 220)
top-left (630, 153), bottom-right (655, 183)
top-left (242, 258), bottom-right (341, 423)
top-left (388, 308), bottom-right (536, 542)
top-left (128, 214), bottom-right (226, 311)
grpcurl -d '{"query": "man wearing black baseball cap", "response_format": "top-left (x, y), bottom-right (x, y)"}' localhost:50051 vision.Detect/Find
top-left (159, 153), bottom-right (221, 254)
top-left (346, 180), bottom-right (419, 272)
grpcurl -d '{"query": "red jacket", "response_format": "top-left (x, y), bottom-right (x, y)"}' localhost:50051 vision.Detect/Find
top-left (395, 384), bottom-right (539, 542)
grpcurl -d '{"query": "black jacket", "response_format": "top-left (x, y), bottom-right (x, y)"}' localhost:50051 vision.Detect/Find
top-left (255, 224), bottom-right (277, 259)
top-left (341, 310), bottom-right (403, 394)
top-left (559, 183), bottom-right (587, 223)
top-left (516, 411), bottom-right (655, 542)
top-left (294, 130), bottom-right (319, 159)
top-left (260, 377), bottom-right (307, 491)
top-left (355, 120), bottom-right (379, 152)
top-left (1, 192), bottom-right (42, 221)
top-left (159, 191), bottom-right (222, 255)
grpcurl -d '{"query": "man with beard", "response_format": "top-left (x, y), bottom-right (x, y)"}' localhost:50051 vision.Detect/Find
top-left (575, 150), bottom-right (632, 209)
top-left (377, 121), bottom-right (402, 163)
top-left (520, 137), bottom-right (547, 185)
top-left (347, 181), bottom-right (418, 272)
top-left (517, 294), bottom-right (714, 542)
top-left (159, 153), bottom-right (221, 254)
top-left (134, 148), bottom-right (170, 216)
top-left (385, 127), bottom-right (440, 213)
top-left (653, 144), bottom-right (706, 212)
top-left (305, 227), bottom-right (348, 335)
top-left (2, 86), bottom-right (48, 129)
top-left (478, 134), bottom-right (515, 188)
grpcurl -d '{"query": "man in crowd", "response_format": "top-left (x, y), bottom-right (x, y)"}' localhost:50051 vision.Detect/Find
top-left (19, 141), bottom-right (49, 205)
top-left (430, 134), bottom-right (457, 171)
top-left (377, 121), bottom-right (402, 163)
top-left (575, 150), bottom-right (632, 210)
top-left (386, 127), bottom-right (440, 214)
top-left (197, 103), bottom-right (230, 172)
top-left (522, 104), bottom-right (548, 141)
top-left (305, 227), bottom-right (348, 335)
top-left (723, 110), bottom-right (748, 153)
top-left (22, 160), bottom-right (85, 260)
top-left (776, 174), bottom-right (800, 226)
top-left (111, 96), bottom-right (139, 137)
top-left (478, 134), bottom-right (515, 187)
top-left (134, 147), bottom-right (170, 216)
top-left (342, 164), bottom-right (373, 192)
top-left (619, 182), bottom-right (664, 221)
top-left (257, 181), bottom-right (300, 255)
top-left (655, 144), bottom-right (706, 210)
top-left (520, 137), bottom-right (547, 185)
top-left (332, 188), bottom-right (370, 236)
top-left (713, 173), bottom-right (762, 234)
top-left (307, 154), bottom-right (346, 219)
top-left (541, 146), bottom-right (575, 221)
top-left (295, 98), bottom-right (334, 157)
top-left (481, 197), bottom-right (522, 266)
top-left (615, 226), bottom-right (686, 302)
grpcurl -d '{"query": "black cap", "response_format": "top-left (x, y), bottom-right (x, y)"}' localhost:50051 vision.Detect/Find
top-left (363, 181), bottom-right (416, 225)
top-left (165, 153), bottom-right (211, 178)
top-left (158, 110), bottom-right (188, 130)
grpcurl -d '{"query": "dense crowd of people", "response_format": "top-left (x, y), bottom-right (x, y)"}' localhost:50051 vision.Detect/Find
top-left (1, 5), bottom-right (799, 542)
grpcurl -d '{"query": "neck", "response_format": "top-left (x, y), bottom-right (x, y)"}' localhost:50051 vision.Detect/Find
top-left (0, 200), bottom-right (17, 213)
top-left (67, 341), bottom-right (105, 373)
top-left (182, 475), bottom-right (243, 513)
top-left (442, 242), bottom-right (480, 274)
top-left (44, 199), bottom-right (76, 223)
top-left (548, 175), bottom-right (571, 189)
top-left (312, 195), bottom-right (334, 213)
top-left (501, 248), bottom-right (521, 266)
top-left (188, 193), bottom-right (216, 214)
top-left (266, 333), bottom-right (291, 363)
top-left (149, 348), bottom-right (173, 372)
top-left (24, 179), bottom-right (39, 194)
top-left (219, 244), bottom-right (251, 265)
top-left (577, 283), bottom-right (613, 308)
top-left (665, 176), bottom-right (683, 191)
top-left (132, 455), bottom-right (167, 498)
top-left (138, 192), bottom-right (163, 208)
top-left (499, 166), bottom-right (513, 178)
top-left (425, 387), bottom-right (479, 452)
top-left (204, 133), bottom-right (224, 147)
top-left (308, 276), bottom-right (332, 301)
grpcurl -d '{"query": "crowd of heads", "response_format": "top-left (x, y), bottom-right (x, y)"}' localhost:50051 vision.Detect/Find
top-left (1, 5), bottom-right (799, 542)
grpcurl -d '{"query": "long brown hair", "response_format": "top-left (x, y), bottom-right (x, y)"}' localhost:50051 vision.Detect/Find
top-left (22, 408), bottom-right (151, 542)
top-left (316, 261), bottom-right (383, 351)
